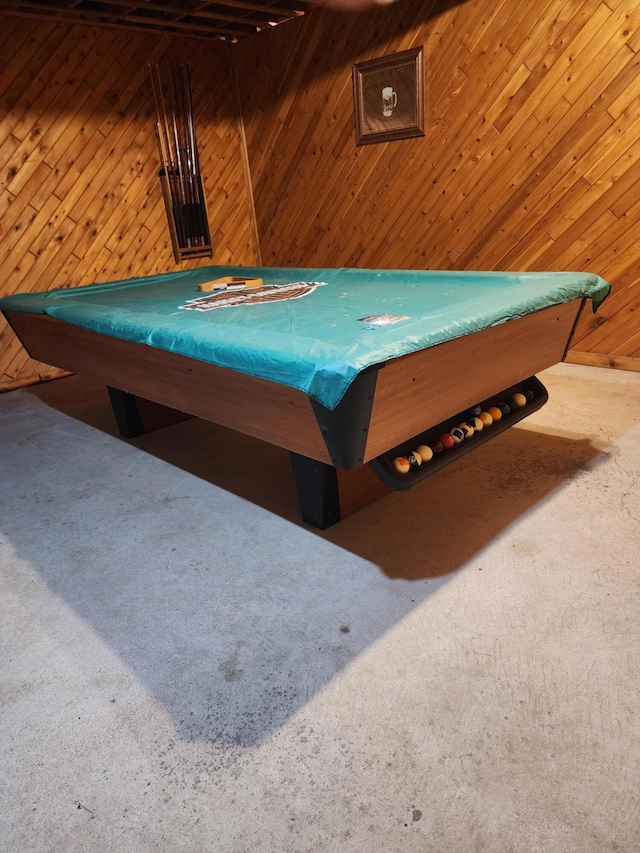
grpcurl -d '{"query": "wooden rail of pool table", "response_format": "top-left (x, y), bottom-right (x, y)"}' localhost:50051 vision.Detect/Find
top-left (4, 309), bottom-right (334, 462)
top-left (365, 298), bottom-right (584, 461)
top-left (4, 298), bottom-right (583, 469)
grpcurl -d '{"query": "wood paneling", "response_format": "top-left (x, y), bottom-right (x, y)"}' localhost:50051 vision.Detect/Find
top-left (0, 16), bottom-right (258, 389)
top-left (235, 0), bottom-right (640, 370)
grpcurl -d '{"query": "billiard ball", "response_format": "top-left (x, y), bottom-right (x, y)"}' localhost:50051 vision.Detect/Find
top-left (468, 405), bottom-right (482, 417)
top-left (478, 411), bottom-right (494, 427)
top-left (525, 389), bottom-right (534, 401)
top-left (415, 444), bottom-right (433, 463)
top-left (407, 451), bottom-right (422, 469)
top-left (487, 406), bottom-right (502, 421)
top-left (449, 427), bottom-right (465, 444)
top-left (458, 422), bottom-right (475, 439)
top-left (431, 440), bottom-right (444, 454)
top-left (511, 392), bottom-right (527, 408)
top-left (468, 416), bottom-right (483, 432)
top-left (393, 456), bottom-right (411, 474)
top-left (497, 402), bottom-right (511, 416)
top-left (439, 433), bottom-right (456, 450)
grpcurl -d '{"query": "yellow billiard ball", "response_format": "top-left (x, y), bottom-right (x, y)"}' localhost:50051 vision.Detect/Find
top-left (415, 444), bottom-right (433, 463)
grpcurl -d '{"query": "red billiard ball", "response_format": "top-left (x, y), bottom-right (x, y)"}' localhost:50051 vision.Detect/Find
top-left (438, 433), bottom-right (455, 450)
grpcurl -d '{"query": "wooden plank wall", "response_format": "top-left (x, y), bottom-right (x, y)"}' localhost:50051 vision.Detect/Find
top-left (235, 0), bottom-right (640, 371)
top-left (0, 16), bottom-right (258, 390)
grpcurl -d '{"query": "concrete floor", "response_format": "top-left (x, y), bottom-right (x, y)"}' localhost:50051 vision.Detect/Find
top-left (1, 362), bottom-right (639, 852)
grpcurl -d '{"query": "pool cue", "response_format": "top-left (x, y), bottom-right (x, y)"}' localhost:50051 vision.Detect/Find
top-left (150, 62), bottom-right (208, 253)
top-left (168, 65), bottom-right (190, 247)
top-left (183, 64), bottom-right (204, 245)
top-left (184, 65), bottom-right (201, 247)
top-left (159, 63), bottom-right (186, 248)
top-left (176, 63), bottom-right (195, 247)
top-left (151, 64), bottom-right (186, 248)
top-left (178, 64), bottom-right (194, 245)
top-left (181, 66), bottom-right (197, 246)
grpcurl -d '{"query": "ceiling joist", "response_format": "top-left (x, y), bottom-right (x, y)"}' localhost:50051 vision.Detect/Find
top-left (0, 0), bottom-right (311, 41)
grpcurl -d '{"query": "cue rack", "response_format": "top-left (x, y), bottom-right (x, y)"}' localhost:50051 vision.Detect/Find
top-left (150, 63), bottom-right (213, 263)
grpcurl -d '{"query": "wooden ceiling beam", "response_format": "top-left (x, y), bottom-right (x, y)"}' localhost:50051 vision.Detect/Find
top-left (0, 0), bottom-right (310, 38)
top-left (96, 0), bottom-right (286, 28)
top-left (0, 6), bottom-right (244, 39)
top-left (195, 0), bottom-right (308, 17)
top-left (124, 12), bottom-right (255, 33)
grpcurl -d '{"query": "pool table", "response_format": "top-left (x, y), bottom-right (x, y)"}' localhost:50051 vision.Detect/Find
top-left (1, 266), bottom-right (609, 528)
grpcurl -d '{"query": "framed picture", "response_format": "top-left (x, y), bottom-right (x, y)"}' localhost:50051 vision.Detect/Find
top-left (352, 47), bottom-right (424, 146)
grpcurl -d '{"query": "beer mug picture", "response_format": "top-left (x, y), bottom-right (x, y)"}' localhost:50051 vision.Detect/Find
top-left (382, 86), bottom-right (397, 117)
top-left (352, 46), bottom-right (424, 145)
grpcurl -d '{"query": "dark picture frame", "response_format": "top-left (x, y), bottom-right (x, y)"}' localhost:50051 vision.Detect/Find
top-left (352, 47), bottom-right (424, 146)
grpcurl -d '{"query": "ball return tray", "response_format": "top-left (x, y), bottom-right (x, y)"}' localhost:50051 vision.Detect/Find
top-left (370, 376), bottom-right (548, 491)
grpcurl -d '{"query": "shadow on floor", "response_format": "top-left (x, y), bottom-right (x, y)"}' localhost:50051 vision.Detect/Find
top-left (1, 375), bottom-right (608, 747)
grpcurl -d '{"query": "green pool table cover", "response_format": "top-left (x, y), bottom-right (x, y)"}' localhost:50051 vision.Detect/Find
top-left (0, 266), bottom-right (610, 410)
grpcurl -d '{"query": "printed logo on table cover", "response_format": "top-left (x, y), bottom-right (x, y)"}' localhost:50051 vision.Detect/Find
top-left (180, 281), bottom-right (327, 311)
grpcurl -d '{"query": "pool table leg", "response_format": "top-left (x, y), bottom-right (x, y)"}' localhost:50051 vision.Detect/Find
top-left (106, 386), bottom-right (145, 438)
top-left (289, 453), bottom-right (341, 529)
